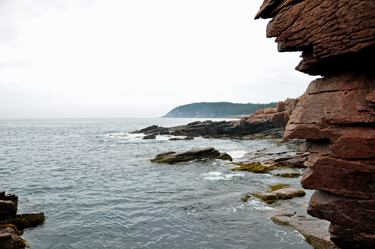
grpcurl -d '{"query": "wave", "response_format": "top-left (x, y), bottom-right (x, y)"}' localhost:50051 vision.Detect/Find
top-left (202, 171), bottom-right (244, 181)
top-left (103, 133), bottom-right (187, 141)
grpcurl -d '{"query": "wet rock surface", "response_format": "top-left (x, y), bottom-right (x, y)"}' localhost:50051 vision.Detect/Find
top-left (151, 147), bottom-right (232, 164)
top-left (230, 148), bottom-right (309, 176)
top-left (253, 185), bottom-right (306, 204)
top-left (270, 210), bottom-right (339, 249)
top-left (256, 0), bottom-right (375, 247)
top-left (0, 191), bottom-right (45, 249)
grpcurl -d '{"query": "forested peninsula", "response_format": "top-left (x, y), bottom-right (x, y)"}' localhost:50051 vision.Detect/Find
top-left (162, 102), bottom-right (277, 118)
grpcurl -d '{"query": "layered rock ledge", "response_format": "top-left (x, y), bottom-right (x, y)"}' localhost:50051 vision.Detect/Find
top-left (256, 0), bottom-right (375, 248)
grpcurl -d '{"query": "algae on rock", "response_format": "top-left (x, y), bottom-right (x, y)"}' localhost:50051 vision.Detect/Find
top-left (253, 184), bottom-right (306, 204)
top-left (230, 162), bottom-right (276, 174)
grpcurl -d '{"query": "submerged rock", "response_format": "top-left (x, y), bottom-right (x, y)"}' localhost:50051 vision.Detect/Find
top-left (151, 147), bottom-right (232, 164)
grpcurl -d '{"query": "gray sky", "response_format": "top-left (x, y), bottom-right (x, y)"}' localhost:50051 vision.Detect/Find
top-left (0, 0), bottom-right (316, 118)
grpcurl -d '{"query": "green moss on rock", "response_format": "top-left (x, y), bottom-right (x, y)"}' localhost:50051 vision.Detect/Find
top-left (0, 214), bottom-right (46, 231)
top-left (276, 141), bottom-right (288, 146)
top-left (230, 162), bottom-right (276, 173)
top-left (12, 236), bottom-right (27, 249)
top-left (253, 192), bottom-right (279, 204)
top-left (253, 184), bottom-right (305, 204)
top-left (270, 184), bottom-right (290, 192)
top-left (241, 194), bottom-right (251, 202)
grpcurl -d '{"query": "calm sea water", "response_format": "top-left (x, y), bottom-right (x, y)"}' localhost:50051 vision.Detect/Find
top-left (0, 118), bottom-right (314, 249)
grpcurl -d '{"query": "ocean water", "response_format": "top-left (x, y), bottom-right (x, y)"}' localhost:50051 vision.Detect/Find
top-left (0, 118), bottom-right (314, 249)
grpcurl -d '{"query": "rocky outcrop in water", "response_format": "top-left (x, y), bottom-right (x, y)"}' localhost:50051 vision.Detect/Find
top-left (270, 210), bottom-right (339, 249)
top-left (253, 185), bottom-right (306, 204)
top-left (151, 147), bottom-right (232, 164)
top-left (133, 98), bottom-right (297, 138)
top-left (256, 0), bottom-right (375, 248)
top-left (0, 191), bottom-right (45, 249)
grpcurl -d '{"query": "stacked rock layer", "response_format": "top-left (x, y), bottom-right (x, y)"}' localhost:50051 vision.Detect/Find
top-left (256, 0), bottom-right (375, 248)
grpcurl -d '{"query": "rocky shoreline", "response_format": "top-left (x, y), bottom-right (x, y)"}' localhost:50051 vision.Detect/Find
top-left (139, 102), bottom-right (344, 248)
top-left (0, 191), bottom-right (45, 249)
top-left (147, 139), bottom-right (338, 249)
top-left (132, 98), bottom-right (298, 139)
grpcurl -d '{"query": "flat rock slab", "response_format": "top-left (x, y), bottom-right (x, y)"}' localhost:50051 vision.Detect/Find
top-left (270, 210), bottom-right (339, 249)
top-left (151, 147), bottom-right (232, 164)
top-left (254, 187), bottom-right (306, 204)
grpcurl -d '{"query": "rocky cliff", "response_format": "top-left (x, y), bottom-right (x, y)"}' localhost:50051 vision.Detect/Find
top-left (256, 1), bottom-right (375, 248)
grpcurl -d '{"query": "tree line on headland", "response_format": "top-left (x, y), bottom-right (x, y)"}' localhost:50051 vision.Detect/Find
top-left (162, 102), bottom-right (278, 118)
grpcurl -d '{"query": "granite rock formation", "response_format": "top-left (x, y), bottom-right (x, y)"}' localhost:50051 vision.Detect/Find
top-left (256, 0), bottom-right (375, 248)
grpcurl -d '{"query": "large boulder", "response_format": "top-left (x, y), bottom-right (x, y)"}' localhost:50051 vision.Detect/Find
top-left (151, 147), bottom-right (232, 164)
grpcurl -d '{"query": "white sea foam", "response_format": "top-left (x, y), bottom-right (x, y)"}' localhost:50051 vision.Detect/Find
top-left (105, 133), bottom-right (144, 141)
top-left (203, 172), bottom-right (245, 181)
top-left (105, 133), bottom-right (178, 141)
top-left (273, 229), bottom-right (305, 245)
top-left (155, 135), bottom-right (174, 140)
top-left (248, 199), bottom-right (275, 211)
top-left (204, 172), bottom-right (223, 176)
top-left (203, 172), bottom-right (225, 181)
top-left (227, 150), bottom-right (247, 159)
top-left (225, 172), bottom-right (244, 178)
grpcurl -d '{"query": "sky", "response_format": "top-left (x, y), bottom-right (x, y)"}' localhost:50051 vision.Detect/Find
top-left (0, 0), bottom-right (316, 118)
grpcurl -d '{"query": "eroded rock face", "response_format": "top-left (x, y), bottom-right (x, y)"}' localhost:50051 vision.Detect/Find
top-left (256, 0), bottom-right (375, 248)
top-left (256, 0), bottom-right (375, 76)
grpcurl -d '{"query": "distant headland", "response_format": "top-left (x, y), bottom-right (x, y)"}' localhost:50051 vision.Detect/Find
top-left (162, 102), bottom-right (278, 118)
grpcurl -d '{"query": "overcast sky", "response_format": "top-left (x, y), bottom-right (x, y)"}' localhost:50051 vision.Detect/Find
top-left (0, 0), bottom-right (316, 118)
